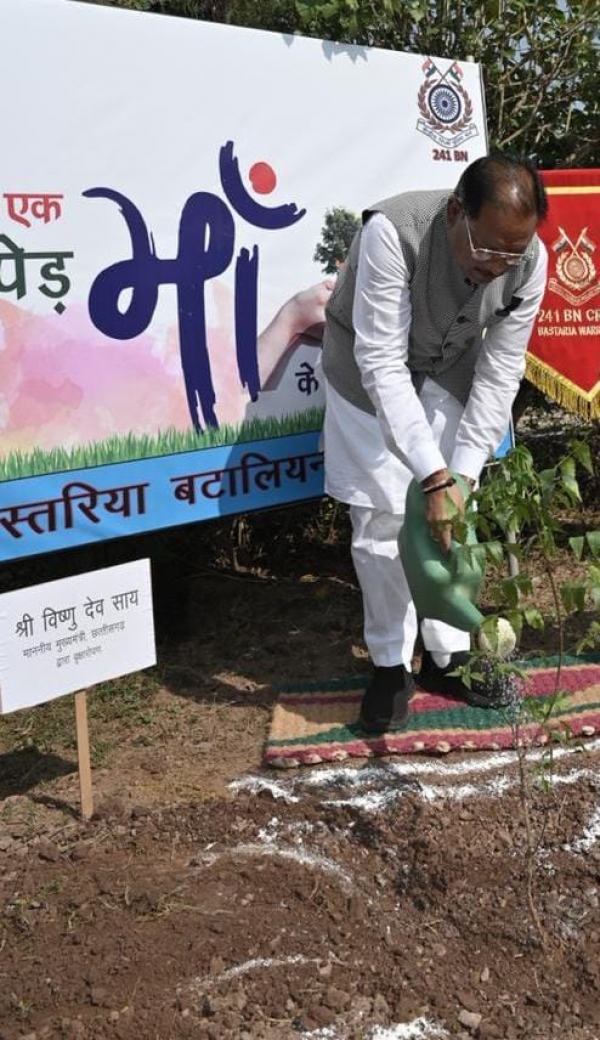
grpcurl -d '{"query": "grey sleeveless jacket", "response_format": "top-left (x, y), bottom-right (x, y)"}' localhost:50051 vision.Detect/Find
top-left (321, 190), bottom-right (539, 411)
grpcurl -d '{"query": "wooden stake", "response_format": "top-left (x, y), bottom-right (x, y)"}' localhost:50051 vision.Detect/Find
top-left (74, 690), bottom-right (94, 820)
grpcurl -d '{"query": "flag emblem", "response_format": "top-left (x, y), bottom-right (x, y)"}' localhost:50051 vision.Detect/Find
top-left (550, 226), bottom-right (599, 305)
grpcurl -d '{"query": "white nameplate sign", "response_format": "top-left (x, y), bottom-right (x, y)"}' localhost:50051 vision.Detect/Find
top-left (0, 559), bottom-right (156, 714)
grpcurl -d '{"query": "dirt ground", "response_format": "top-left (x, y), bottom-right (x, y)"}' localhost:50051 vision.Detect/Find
top-left (1, 497), bottom-right (600, 1040)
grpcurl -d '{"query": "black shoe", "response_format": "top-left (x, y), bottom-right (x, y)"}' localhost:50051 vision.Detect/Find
top-left (357, 665), bottom-right (415, 734)
top-left (417, 649), bottom-right (515, 709)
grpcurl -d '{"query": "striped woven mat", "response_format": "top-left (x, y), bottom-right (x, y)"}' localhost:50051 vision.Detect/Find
top-left (263, 656), bottom-right (600, 768)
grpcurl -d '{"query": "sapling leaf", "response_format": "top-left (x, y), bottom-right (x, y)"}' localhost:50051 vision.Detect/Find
top-left (506, 611), bottom-right (523, 642)
top-left (503, 581), bottom-right (521, 609)
top-left (570, 439), bottom-right (594, 474)
top-left (485, 540), bottom-right (505, 566)
top-left (560, 585), bottom-right (575, 612)
top-left (561, 476), bottom-right (582, 504)
top-left (538, 468), bottom-right (555, 496)
top-left (471, 544), bottom-right (487, 569)
top-left (576, 621), bottom-right (600, 653)
top-left (523, 607), bottom-right (544, 629)
top-left (586, 531), bottom-right (600, 558)
top-left (569, 535), bottom-right (585, 561)
top-left (512, 573), bottom-right (533, 595)
top-left (561, 583), bottom-right (586, 613)
top-left (476, 515), bottom-right (493, 540)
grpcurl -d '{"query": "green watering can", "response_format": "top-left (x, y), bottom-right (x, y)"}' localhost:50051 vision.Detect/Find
top-left (398, 474), bottom-right (485, 633)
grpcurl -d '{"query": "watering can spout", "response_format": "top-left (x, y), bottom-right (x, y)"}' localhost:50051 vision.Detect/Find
top-left (398, 475), bottom-right (485, 633)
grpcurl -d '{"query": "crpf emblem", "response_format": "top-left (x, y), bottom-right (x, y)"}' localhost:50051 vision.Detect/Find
top-left (549, 226), bottom-right (599, 306)
top-left (416, 59), bottom-right (478, 148)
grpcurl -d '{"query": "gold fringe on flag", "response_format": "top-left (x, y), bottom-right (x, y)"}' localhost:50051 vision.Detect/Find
top-left (525, 354), bottom-right (600, 420)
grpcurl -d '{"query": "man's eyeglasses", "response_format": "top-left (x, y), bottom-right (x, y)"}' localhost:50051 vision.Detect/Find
top-left (463, 213), bottom-right (533, 267)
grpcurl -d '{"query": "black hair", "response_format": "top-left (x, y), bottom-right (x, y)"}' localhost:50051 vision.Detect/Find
top-left (454, 153), bottom-right (548, 222)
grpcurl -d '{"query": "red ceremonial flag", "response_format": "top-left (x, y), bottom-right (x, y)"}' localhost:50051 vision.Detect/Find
top-left (526, 168), bottom-right (600, 419)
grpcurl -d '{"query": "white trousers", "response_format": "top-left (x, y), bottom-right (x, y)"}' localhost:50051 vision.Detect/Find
top-left (349, 504), bottom-right (470, 669)
top-left (342, 380), bottom-right (471, 670)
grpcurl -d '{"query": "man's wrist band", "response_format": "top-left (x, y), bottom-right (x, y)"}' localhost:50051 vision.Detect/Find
top-left (422, 477), bottom-right (456, 495)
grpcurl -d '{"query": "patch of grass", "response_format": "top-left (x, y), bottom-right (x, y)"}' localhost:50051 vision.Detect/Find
top-left (90, 670), bottom-right (160, 724)
top-left (0, 698), bottom-right (78, 756)
top-left (0, 410), bottom-right (324, 479)
top-left (0, 668), bottom-right (160, 762)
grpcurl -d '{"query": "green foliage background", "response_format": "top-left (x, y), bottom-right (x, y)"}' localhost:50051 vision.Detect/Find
top-left (80, 0), bottom-right (599, 168)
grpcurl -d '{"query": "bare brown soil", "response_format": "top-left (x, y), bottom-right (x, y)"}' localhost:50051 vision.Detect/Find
top-left (1, 498), bottom-right (600, 1040)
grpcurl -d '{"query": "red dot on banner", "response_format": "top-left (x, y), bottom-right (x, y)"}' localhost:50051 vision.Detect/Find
top-left (249, 162), bottom-right (277, 194)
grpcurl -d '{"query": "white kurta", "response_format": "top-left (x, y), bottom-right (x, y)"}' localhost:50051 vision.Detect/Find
top-left (323, 211), bottom-right (547, 667)
top-left (324, 211), bottom-right (548, 514)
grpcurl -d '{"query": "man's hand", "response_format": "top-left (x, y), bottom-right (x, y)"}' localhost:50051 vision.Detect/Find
top-left (421, 471), bottom-right (467, 554)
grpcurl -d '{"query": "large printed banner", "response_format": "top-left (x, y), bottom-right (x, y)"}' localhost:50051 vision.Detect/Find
top-left (0, 0), bottom-right (487, 563)
top-left (527, 168), bottom-right (600, 418)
